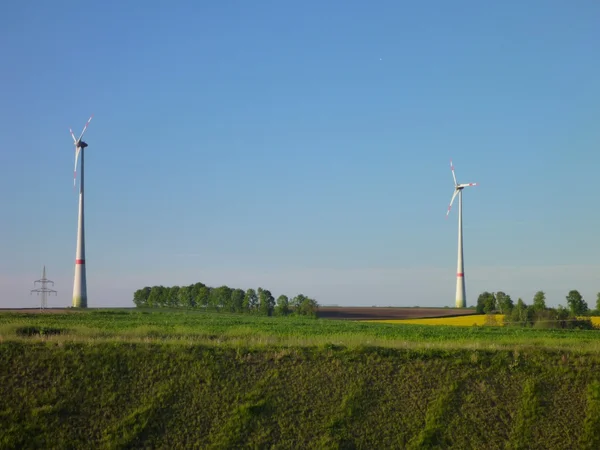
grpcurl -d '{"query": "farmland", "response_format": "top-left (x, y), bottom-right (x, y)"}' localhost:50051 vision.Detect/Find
top-left (3, 307), bottom-right (600, 350)
top-left (2, 308), bottom-right (600, 448)
top-left (1, 308), bottom-right (600, 350)
top-left (316, 305), bottom-right (477, 320)
top-left (367, 314), bottom-right (503, 326)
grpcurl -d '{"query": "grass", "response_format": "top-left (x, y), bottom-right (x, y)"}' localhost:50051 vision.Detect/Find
top-left (2, 340), bottom-right (600, 448)
top-left (3, 309), bottom-right (600, 448)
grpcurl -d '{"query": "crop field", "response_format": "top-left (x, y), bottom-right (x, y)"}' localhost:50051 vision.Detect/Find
top-left (1, 308), bottom-right (600, 351)
top-left (368, 315), bottom-right (600, 328)
top-left (366, 314), bottom-right (504, 326)
top-left (3, 309), bottom-right (600, 448)
top-left (1, 305), bottom-right (476, 320)
top-left (316, 306), bottom-right (477, 320)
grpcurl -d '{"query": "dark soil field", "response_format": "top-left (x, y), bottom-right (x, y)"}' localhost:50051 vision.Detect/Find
top-left (316, 306), bottom-right (477, 320)
top-left (0, 308), bottom-right (74, 314)
top-left (0, 306), bottom-right (477, 320)
top-left (0, 308), bottom-right (86, 314)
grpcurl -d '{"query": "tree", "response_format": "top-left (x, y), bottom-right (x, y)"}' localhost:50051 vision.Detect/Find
top-left (476, 292), bottom-right (496, 314)
top-left (555, 305), bottom-right (570, 328)
top-left (190, 282), bottom-right (206, 306)
top-left (298, 297), bottom-right (319, 317)
top-left (566, 290), bottom-right (588, 316)
top-left (243, 288), bottom-right (258, 312)
top-left (230, 289), bottom-right (245, 313)
top-left (532, 291), bottom-right (546, 312)
top-left (289, 294), bottom-right (319, 316)
top-left (178, 286), bottom-right (194, 308)
top-left (210, 286), bottom-right (232, 311)
top-left (291, 294), bottom-right (308, 312)
top-left (509, 298), bottom-right (532, 326)
top-left (133, 286), bottom-right (151, 307)
top-left (495, 292), bottom-right (513, 315)
top-left (162, 287), bottom-right (173, 307)
top-left (275, 295), bottom-right (290, 316)
top-left (168, 286), bottom-right (180, 307)
top-left (596, 292), bottom-right (600, 313)
top-left (132, 279), bottom-right (310, 319)
top-left (147, 286), bottom-right (166, 307)
top-left (196, 286), bottom-right (211, 308)
top-left (258, 288), bottom-right (275, 316)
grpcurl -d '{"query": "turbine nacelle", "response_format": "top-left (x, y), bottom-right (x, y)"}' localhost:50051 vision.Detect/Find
top-left (446, 160), bottom-right (477, 218)
top-left (70, 115), bottom-right (93, 189)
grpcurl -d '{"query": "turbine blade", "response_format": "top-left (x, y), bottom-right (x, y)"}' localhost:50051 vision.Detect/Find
top-left (69, 128), bottom-right (77, 143)
top-left (77, 114), bottom-right (93, 141)
top-left (450, 159), bottom-right (457, 186)
top-left (458, 182), bottom-right (478, 188)
top-left (446, 190), bottom-right (459, 218)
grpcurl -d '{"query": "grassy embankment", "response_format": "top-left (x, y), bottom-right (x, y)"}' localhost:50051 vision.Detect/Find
top-left (2, 310), bottom-right (600, 448)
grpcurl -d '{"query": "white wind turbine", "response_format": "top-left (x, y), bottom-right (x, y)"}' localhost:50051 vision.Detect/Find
top-left (445, 159), bottom-right (477, 308)
top-left (70, 115), bottom-right (93, 308)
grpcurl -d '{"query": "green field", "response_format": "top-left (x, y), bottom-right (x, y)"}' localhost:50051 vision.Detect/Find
top-left (2, 309), bottom-right (600, 448)
top-left (2, 309), bottom-right (600, 351)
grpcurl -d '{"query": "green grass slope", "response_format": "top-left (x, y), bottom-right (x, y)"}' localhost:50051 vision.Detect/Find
top-left (2, 342), bottom-right (600, 449)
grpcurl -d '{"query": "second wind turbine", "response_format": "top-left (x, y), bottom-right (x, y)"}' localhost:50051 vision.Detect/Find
top-left (446, 159), bottom-right (477, 308)
top-left (70, 115), bottom-right (93, 308)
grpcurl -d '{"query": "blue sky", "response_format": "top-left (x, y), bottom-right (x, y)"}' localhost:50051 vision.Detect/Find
top-left (1, 1), bottom-right (599, 309)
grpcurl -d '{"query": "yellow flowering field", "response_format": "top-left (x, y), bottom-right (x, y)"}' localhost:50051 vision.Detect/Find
top-left (365, 314), bottom-right (505, 327)
top-left (367, 315), bottom-right (600, 328)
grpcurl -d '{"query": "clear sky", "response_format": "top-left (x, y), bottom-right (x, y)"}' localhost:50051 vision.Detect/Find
top-left (1, 1), bottom-right (599, 309)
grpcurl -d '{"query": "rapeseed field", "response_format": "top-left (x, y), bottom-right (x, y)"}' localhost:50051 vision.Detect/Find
top-left (365, 314), bottom-right (505, 326)
top-left (368, 315), bottom-right (600, 328)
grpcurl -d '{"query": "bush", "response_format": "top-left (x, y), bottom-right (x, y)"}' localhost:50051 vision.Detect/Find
top-left (15, 326), bottom-right (64, 337)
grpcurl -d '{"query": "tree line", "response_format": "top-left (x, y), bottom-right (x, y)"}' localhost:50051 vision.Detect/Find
top-left (476, 289), bottom-right (600, 329)
top-left (133, 282), bottom-right (319, 317)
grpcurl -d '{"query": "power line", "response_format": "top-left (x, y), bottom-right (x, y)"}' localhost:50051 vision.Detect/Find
top-left (30, 266), bottom-right (57, 311)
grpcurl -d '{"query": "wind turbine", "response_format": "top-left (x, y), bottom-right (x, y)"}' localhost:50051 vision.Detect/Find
top-left (70, 115), bottom-right (93, 308)
top-left (445, 159), bottom-right (477, 308)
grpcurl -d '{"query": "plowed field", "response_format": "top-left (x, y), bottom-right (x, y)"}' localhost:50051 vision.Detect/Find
top-left (317, 306), bottom-right (476, 320)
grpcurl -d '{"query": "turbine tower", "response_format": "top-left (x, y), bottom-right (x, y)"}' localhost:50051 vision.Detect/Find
top-left (70, 115), bottom-right (93, 308)
top-left (445, 159), bottom-right (477, 308)
top-left (30, 266), bottom-right (57, 310)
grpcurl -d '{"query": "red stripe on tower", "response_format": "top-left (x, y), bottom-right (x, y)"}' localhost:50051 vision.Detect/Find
top-left (457, 273), bottom-right (464, 277)
top-left (76, 259), bottom-right (85, 265)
